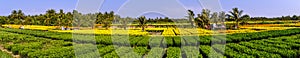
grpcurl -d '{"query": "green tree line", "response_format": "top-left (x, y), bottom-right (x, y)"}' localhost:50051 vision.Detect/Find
top-left (0, 8), bottom-right (299, 30)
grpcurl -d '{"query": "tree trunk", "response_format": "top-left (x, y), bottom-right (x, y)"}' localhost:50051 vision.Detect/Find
top-left (142, 26), bottom-right (145, 31)
top-left (123, 26), bottom-right (126, 30)
top-left (235, 21), bottom-right (239, 29)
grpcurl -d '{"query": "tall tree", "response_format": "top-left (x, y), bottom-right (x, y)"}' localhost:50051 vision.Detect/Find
top-left (24, 15), bottom-right (33, 25)
top-left (17, 10), bottom-right (26, 25)
top-left (57, 9), bottom-right (65, 27)
top-left (44, 9), bottom-right (57, 26)
top-left (65, 12), bottom-right (73, 27)
top-left (120, 17), bottom-right (131, 30)
top-left (187, 10), bottom-right (196, 28)
top-left (73, 10), bottom-right (83, 29)
top-left (0, 16), bottom-right (7, 27)
top-left (8, 10), bottom-right (25, 25)
top-left (138, 16), bottom-right (147, 31)
top-left (100, 11), bottom-right (114, 29)
top-left (195, 9), bottom-right (210, 29)
top-left (227, 8), bottom-right (249, 29)
top-left (292, 15), bottom-right (298, 20)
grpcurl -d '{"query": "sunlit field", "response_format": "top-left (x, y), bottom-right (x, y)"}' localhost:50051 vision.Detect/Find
top-left (1, 21), bottom-right (300, 58)
top-left (1, 1), bottom-right (300, 57)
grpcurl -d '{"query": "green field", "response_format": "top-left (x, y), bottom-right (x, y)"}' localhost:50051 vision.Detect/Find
top-left (0, 50), bottom-right (12, 58)
top-left (1, 28), bottom-right (300, 58)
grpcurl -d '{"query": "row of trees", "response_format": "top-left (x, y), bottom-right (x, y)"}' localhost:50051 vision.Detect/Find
top-left (0, 9), bottom-right (176, 30)
top-left (0, 8), bottom-right (252, 30)
top-left (0, 9), bottom-right (116, 29)
top-left (0, 8), bottom-right (298, 30)
top-left (250, 15), bottom-right (300, 21)
top-left (187, 8), bottom-right (250, 29)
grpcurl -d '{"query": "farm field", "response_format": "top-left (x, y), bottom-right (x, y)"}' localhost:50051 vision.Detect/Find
top-left (1, 26), bottom-right (300, 58)
top-left (2, 23), bottom-right (300, 36)
top-left (1, 1), bottom-right (300, 57)
top-left (0, 50), bottom-right (12, 58)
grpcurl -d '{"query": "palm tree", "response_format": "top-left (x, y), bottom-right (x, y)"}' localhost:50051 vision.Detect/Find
top-left (73, 10), bottom-right (82, 29)
top-left (0, 16), bottom-right (6, 27)
top-left (65, 12), bottom-right (73, 28)
top-left (8, 10), bottom-right (17, 24)
top-left (24, 15), bottom-right (33, 25)
top-left (100, 11), bottom-right (114, 30)
top-left (195, 9), bottom-right (210, 29)
top-left (227, 8), bottom-right (249, 29)
top-left (187, 10), bottom-right (196, 28)
top-left (17, 10), bottom-right (25, 25)
top-left (120, 17), bottom-right (131, 30)
top-left (138, 16), bottom-right (147, 31)
top-left (57, 9), bottom-right (65, 28)
top-left (44, 9), bottom-right (56, 26)
top-left (8, 10), bottom-right (25, 25)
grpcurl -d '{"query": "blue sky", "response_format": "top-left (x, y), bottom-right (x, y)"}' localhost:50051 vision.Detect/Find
top-left (0, 0), bottom-right (300, 18)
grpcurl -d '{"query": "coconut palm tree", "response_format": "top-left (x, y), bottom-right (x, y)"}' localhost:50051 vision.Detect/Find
top-left (8, 10), bottom-right (18, 24)
top-left (56, 9), bottom-right (66, 29)
top-left (187, 10), bottom-right (196, 28)
top-left (0, 16), bottom-right (6, 27)
top-left (120, 17), bottom-right (131, 30)
top-left (195, 9), bottom-right (210, 29)
top-left (99, 11), bottom-right (114, 29)
top-left (8, 10), bottom-right (25, 25)
top-left (227, 8), bottom-right (249, 29)
top-left (65, 12), bottom-right (73, 28)
top-left (138, 16), bottom-right (147, 31)
top-left (44, 9), bottom-right (56, 26)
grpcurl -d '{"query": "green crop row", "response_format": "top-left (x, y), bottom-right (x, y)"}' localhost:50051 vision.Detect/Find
top-left (182, 46), bottom-right (202, 58)
top-left (226, 28), bottom-right (300, 43)
top-left (3, 28), bottom-right (300, 47)
top-left (167, 47), bottom-right (181, 58)
top-left (146, 47), bottom-right (165, 58)
top-left (0, 50), bottom-right (12, 58)
top-left (200, 45), bottom-right (225, 58)
top-left (212, 44), bottom-right (255, 58)
top-left (227, 43), bottom-right (281, 57)
top-left (240, 42), bottom-right (299, 58)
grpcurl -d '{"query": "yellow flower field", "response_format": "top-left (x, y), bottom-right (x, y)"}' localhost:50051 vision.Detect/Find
top-left (2, 24), bottom-right (299, 36)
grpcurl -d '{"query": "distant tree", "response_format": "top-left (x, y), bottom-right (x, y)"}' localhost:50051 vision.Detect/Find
top-left (0, 16), bottom-right (6, 27)
top-left (24, 15), bottom-right (33, 25)
top-left (120, 17), bottom-right (132, 30)
top-left (56, 9), bottom-right (65, 27)
top-left (0, 16), bottom-right (8, 24)
top-left (298, 16), bottom-right (300, 22)
top-left (44, 9), bottom-right (57, 26)
top-left (8, 10), bottom-right (25, 25)
top-left (187, 10), bottom-right (196, 28)
top-left (83, 13), bottom-right (96, 29)
top-left (138, 16), bottom-right (147, 31)
top-left (65, 12), bottom-right (73, 27)
top-left (292, 15), bottom-right (298, 20)
top-left (196, 9), bottom-right (211, 29)
top-left (17, 10), bottom-right (26, 25)
top-left (99, 11), bottom-right (114, 29)
top-left (73, 10), bottom-right (83, 29)
top-left (240, 15), bottom-right (250, 25)
top-left (227, 8), bottom-right (249, 29)
top-left (8, 10), bottom-right (18, 24)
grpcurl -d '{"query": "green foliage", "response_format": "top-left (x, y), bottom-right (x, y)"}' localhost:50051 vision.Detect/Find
top-left (0, 50), bottom-right (13, 58)
top-left (167, 47), bottom-right (181, 58)
top-left (138, 16), bottom-right (147, 31)
top-left (1, 28), bottom-right (300, 58)
top-left (227, 8), bottom-right (250, 29)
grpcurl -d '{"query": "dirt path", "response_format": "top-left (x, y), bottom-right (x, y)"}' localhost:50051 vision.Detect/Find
top-left (0, 44), bottom-right (20, 58)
